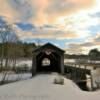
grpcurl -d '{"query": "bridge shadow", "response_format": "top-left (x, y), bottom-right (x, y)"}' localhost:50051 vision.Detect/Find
top-left (65, 65), bottom-right (91, 91)
top-left (76, 81), bottom-right (88, 91)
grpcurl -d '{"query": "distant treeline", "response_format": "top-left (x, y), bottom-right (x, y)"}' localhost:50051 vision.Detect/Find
top-left (0, 42), bottom-right (100, 60)
top-left (64, 54), bottom-right (88, 59)
top-left (0, 42), bottom-right (37, 59)
top-left (65, 48), bottom-right (100, 60)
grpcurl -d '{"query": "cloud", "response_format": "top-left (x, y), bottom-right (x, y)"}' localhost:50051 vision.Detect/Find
top-left (65, 43), bottom-right (85, 54)
top-left (16, 26), bottom-right (79, 40)
top-left (94, 33), bottom-right (100, 42)
top-left (47, 0), bottom-right (94, 14)
top-left (0, 0), bottom-right (15, 23)
top-left (65, 33), bottom-right (100, 54)
top-left (0, 0), bottom-right (96, 24)
top-left (65, 43), bottom-right (96, 54)
top-left (45, 0), bottom-right (95, 22)
top-left (0, 0), bottom-right (99, 54)
top-left (80, 42), bottom-right (95, 47)
top-left (9, 0), bottom-right (34, 21)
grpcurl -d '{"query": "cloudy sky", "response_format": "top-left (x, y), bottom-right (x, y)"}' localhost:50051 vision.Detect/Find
top-left (0, 0), bottom-right (100, 54)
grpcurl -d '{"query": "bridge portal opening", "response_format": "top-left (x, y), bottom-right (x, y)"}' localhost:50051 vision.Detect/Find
top-left (42, 58), bottom-right (51, 66)
top-left (36, 52), bottom-right (61, 73)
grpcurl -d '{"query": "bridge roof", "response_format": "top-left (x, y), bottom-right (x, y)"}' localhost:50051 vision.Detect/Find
top-left (33, 42), bottom-right (65, 54)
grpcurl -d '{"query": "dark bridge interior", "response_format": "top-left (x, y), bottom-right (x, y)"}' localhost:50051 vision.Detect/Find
top-left (32, 43), bottom-right (65, 75)
top-left (36, 52), bottom-right (61, 73)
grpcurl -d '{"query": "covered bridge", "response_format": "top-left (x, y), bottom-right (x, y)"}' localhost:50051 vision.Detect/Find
top-left (32, 43), bottom-right (65, 76)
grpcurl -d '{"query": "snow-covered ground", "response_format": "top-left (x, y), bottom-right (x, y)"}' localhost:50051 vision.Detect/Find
top-left (64, 59), bottom-right (100, 64)
top-left (0, 73), bottom-right (32, 83)
top-left (15, 59), bottom-right (32, 68)
top-left (0, 73), bottom-right (100, 100)
top-left (0, 59), bottom-right (32, 68)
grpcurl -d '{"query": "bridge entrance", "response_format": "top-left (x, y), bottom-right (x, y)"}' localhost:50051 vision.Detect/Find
top-left (32, 43), bottom-right (65, 75)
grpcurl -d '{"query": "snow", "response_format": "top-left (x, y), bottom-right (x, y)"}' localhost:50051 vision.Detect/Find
top-left (0, 59), bottom-right (32, 68)
top-left (0, 73), bottom-right (100, 100)
top-left (91, 68), bottom-right (100, 87)
top-left (15, 59), bottom-right (32, 68)
top-left (0, 73), bottom-right (32, 83)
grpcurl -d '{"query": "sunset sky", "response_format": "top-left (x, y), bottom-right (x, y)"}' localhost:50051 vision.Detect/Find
top-left (0, 0), bottom-right (100, 54)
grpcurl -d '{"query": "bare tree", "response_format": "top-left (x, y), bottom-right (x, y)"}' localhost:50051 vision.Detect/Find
top-left (0, 25), bottom-right (9, 70)
top-left (0, 24), bottom-right (19, 84)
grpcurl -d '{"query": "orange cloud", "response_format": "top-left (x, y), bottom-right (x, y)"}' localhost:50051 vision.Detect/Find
top-left (0, 0), bottom-right (15, 23)
top-left (45, 0), bottom-right (95, 23)
top-left (16, 27), bottom-right (79, 40)
top-left (28, 0), bottom-right (96, 24)
top-left (0, 0), bottom-right (96, 25)
top-left (57, 33), bottom-right (79, 40)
